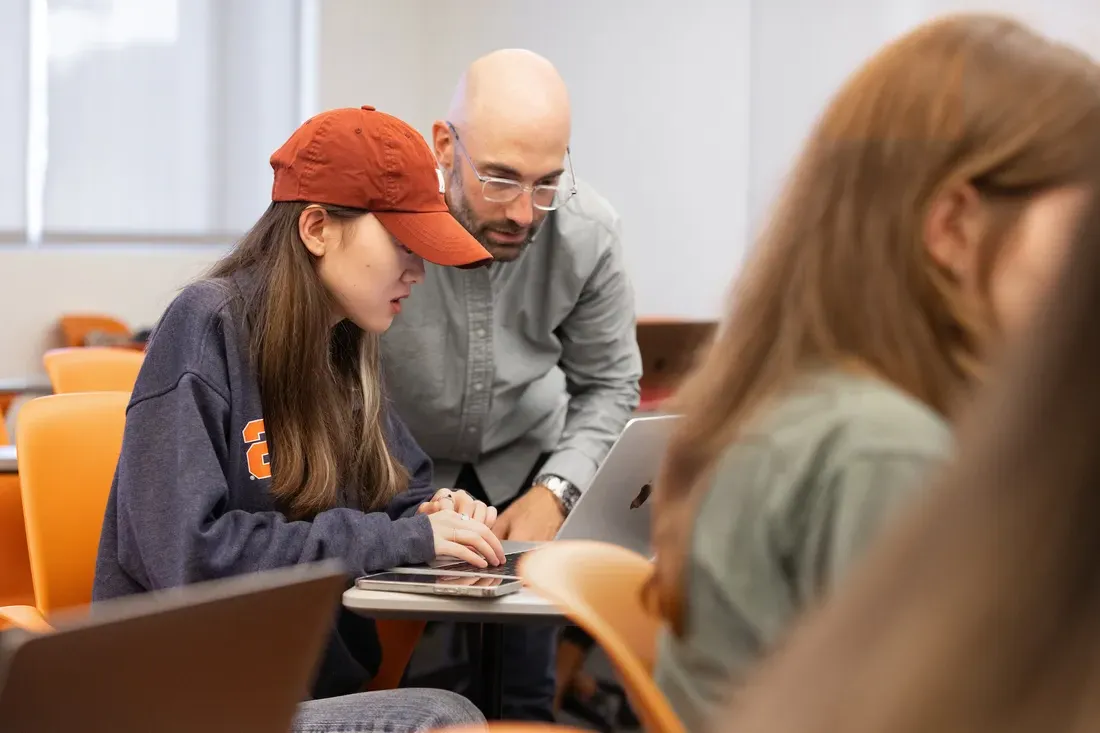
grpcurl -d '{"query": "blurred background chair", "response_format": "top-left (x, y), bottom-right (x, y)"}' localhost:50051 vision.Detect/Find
top-left (59, 314), bottom-right (131, 349)
top-left (0, 392), bottom-right (129, 630)
top-left (521, 541), bottom-right (684, 733)
top-left (43, 347), bottom-right (144, 395)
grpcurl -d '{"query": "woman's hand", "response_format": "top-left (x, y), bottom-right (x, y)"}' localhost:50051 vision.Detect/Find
top-left (427, 509), bottom-right (506, 568)
top-left (418, 488), bottom-right (497, 528)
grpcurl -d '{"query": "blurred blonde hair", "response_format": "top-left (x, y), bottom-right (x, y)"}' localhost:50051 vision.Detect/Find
top-left (652, 13), bottom-right (1100, 635)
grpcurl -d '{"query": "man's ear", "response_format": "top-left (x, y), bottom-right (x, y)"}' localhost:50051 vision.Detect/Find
top-left (924, 182), bottom-right (986, 279)
top-left (431, 120), bottom-right (455, 172)
top-left (299, 206), bottom-right (328, 257)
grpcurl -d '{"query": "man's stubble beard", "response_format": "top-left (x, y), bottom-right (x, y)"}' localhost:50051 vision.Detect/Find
top-left (447, 174), bottom-right (542, 263)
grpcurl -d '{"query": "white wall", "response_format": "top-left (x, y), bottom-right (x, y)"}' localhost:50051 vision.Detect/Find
top-left (0, 247), bottom-right (221, 379)
top-left (319, 0), bottom-right (1100, 322)
top-left (4, 0), bottom-right (1097, 380)
top-left (319, 0), bottom-right (752, 321)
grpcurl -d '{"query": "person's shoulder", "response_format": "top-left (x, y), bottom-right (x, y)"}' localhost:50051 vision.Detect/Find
top-left (553, 178), bottom-right (621, 249)
top-left (134, 277), bottom-right (245, 404)
top-left (690, 371), bottom-right (951, 574)
top-left (823, 373), bottom-right (953, 460)
top-left (150, 278), bottom-right (239, 346)
top-left (745, 370), bottom-right (951, 462)
top-left (698, 371), bottom-right (951, 523)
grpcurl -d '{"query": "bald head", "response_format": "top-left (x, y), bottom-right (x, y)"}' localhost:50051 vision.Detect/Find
top-left (433, 49), bottom-right (574, 262)
top-left (446, 49), bottom-right (571, 148)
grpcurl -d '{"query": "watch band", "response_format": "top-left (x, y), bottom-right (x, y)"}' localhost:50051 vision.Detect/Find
top-left (533, 473), bottom-right (581, 515)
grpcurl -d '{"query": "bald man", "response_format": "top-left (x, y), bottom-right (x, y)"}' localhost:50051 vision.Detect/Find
top-left (381, 50), bottom-right (642, 721)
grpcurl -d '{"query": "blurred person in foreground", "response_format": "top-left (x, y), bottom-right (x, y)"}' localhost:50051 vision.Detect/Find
top-left (719, 158), bottom-right (1100, 733)
top-left (647, 13), bottom-right (1100, 731)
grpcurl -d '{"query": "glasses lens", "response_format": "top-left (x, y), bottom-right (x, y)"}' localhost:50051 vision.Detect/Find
top-left (482, 180), bottom-right (522, 203)
top-left (534, 183), bottom-right (576, 211)
top-left (532, 186), bottom-right (559, 210)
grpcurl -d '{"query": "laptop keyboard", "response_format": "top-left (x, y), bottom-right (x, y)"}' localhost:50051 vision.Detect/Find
top-left (435, 553), bottom-right (526, 576)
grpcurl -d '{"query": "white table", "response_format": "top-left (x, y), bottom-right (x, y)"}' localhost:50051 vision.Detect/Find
top-left (0, 376), bottom-right (51, 394)
top-left (0, 445), bottom-right (15, 473)
top-left (343, 585), bottom-right (566, 719)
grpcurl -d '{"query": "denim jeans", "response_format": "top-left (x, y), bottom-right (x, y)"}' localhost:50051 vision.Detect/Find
top-left (293, 689), bottom-right (484, 733)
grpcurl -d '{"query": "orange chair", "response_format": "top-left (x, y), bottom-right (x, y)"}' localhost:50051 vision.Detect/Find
top-left (520, 541), bottom-right (684, 733)
top-left (59, 313), bottom-right (131, 348)
top-left (0, 392), bottom-right (129, 630)
top-left (0, 411), bottom-right (9, 445)
top-left (43, 347), bottom-right (144, 394)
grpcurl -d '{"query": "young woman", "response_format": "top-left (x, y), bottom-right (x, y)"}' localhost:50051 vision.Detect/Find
top-left (722, 188), bottom-right (1100, 733)
top-left (93, 105), bottom-right (506, 732)
top-left (648, 14), bottom-right (1100, 732)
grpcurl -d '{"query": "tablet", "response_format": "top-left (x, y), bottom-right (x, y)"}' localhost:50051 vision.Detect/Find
top-left (355, 570), bottom-right (523, 598)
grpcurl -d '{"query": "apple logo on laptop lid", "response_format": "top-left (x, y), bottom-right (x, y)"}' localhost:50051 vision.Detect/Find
top-left (631, 483), bottom-right (652, 510)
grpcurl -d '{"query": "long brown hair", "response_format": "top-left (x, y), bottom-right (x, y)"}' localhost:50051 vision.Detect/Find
top-left (719, 186), bottom-right (1100, 733)
top-left (208, 202), bottom-right (407, 518)
top-left (652, 14), bottom-right (1100, 635)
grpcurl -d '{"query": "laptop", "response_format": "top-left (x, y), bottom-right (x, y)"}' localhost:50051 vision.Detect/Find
top-left (425, 414), bottom-right (680, 576)
top-left (0, 561), bottom-right (347, 733)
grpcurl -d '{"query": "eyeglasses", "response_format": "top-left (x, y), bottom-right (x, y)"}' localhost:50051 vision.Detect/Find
top-left (446, 122), bottom-right (577, 211)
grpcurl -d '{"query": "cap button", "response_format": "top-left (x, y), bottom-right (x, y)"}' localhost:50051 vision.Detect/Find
top-left (361, 105), bottom-right (376, 111)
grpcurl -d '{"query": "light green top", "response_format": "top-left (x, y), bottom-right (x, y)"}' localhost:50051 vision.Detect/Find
top-left (654, 370), bottom-right (952, 732)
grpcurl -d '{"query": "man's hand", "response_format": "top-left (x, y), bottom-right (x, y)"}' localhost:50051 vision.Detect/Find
top-left (493, 485), bottom-right (565, 542)
top-left (417, 488), bottom-right (497, 528)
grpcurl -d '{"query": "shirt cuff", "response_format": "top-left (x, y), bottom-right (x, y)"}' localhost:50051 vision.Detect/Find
top-left (536, 448), bottom-right (599, 493)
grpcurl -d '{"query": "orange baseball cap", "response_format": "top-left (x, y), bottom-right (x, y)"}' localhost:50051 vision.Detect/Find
top-left (270, 105), bottom-right (492, 268)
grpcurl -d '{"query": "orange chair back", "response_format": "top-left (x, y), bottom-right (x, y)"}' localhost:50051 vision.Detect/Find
top-left (16, 392), bottom-right (129, 615)
top-left (0, 413), bottom-right (9, 445)
top-left (520, 541), bottom-right (684, 733)
top-left (43, 347), bottom-right (144, 395)
top-left (59, 314), bottom-right (131, 348)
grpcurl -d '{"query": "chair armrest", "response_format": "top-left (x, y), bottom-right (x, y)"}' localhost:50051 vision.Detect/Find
top-left (0, 605), bottom-right (54, 633)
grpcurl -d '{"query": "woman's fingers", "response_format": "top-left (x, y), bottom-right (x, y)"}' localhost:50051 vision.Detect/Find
top-left (468, 521), bottom-right (506, 564)
top-left (451, 490), bottom-right (480, 519)
top-left (471, 500), bottom-right (489, 525)
top-left (451, 527), bottom-right (500, 567)
top-left (440, 541), bottom-right (488, 568)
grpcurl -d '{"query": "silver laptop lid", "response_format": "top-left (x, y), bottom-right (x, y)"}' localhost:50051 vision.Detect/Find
top-left (556, 414), bottom-right (680, 555)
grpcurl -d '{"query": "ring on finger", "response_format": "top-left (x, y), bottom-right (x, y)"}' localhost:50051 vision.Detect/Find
top-left (460, 513), bottom-right (469, 521)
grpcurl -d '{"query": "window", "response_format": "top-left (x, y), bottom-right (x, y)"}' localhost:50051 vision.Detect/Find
top-left (0, 0), bottom-right (30, 242)
top-left (8, 0), bottom-right (312, 247)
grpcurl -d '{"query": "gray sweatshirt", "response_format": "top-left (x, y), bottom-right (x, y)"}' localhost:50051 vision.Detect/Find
top-left (92, 274), bottom-right (437, 699)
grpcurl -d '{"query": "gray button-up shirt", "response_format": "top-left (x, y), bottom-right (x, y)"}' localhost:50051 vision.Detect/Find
top-left (381, 180), bottom-right (642, 505)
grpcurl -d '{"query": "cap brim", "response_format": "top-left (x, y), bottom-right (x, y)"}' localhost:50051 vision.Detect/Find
top-left (374, 211), bottom-right (493, 269)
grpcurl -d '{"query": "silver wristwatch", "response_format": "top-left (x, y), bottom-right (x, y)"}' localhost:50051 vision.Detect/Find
top-left (534, 473), bottom-right (581, 516)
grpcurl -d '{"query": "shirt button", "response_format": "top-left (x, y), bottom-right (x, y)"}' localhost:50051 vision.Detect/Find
top-left (467, 426), bottom-right (477, 433)
top-left (475, 329), bottom-right (486, 338)
top-left (473, 382), bottom-right (483, 391)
